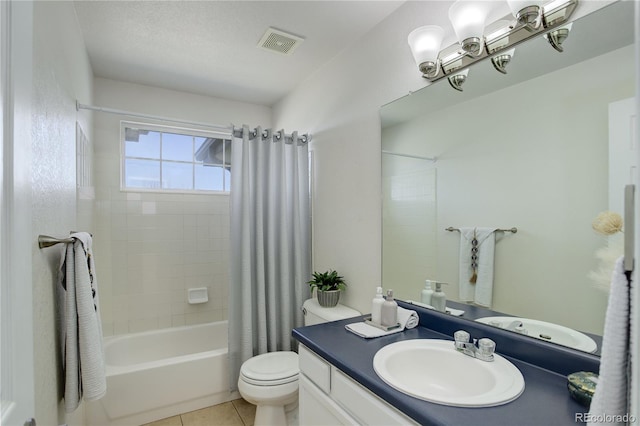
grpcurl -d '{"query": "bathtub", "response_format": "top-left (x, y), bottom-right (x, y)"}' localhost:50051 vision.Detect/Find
top-left (86, 321), bottom-right (239, 426)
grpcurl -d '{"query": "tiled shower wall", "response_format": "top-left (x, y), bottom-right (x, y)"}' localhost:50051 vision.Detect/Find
top-left (381, 153), bottom-right (437, 300)
top-left (98, 192), bottom-right (230, 336)
top-left (93, 118), bottom-right (230, 336)
top-left (90, 76), bottom-right (272, 337)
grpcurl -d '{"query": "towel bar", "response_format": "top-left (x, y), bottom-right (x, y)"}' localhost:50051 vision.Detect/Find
top-left (446, 227), bottom-right (517, 233)
top-left (38, 231), bottom-right (92, 249)
top-left (38, 235), bottom-right (74, 249)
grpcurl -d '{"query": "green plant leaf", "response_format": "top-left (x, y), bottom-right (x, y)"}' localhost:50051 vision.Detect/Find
top-left (307, 269), bottom-right (347, 291)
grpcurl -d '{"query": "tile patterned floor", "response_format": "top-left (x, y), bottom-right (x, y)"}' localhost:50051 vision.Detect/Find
top-left (142, 398), bottom-right (256, 426)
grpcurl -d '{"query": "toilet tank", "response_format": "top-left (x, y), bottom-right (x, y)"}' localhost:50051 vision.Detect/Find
top-left (302, 298), bottom-right (360, 326)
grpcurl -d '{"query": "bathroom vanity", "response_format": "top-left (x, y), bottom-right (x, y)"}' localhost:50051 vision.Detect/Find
top-left (292, 300), bottom-right (600, 425)
top-left (298, 344), bottom-right (417, 425)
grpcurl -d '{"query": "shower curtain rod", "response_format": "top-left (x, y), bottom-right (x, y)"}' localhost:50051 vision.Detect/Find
top-left (76, 101), bottom-right (231, 132)
top-left (76, 102), bottom-right (310, 143)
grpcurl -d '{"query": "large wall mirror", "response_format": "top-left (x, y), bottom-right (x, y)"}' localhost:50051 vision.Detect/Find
top-left (380, 0), bottom-right (635, 355)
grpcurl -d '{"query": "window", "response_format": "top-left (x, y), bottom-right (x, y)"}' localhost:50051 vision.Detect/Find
top-left (121, 122), bottom-right (231, 192)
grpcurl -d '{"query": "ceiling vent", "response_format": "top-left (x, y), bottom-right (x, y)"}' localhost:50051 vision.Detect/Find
top-left (258, 27), bottom-right (304, 56)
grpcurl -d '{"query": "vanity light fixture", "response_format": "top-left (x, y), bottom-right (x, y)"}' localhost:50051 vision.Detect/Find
top-left (491, 48), bottom-right (515, 74)
top-left (408, 0), bottom-right (577, 87)
top-left (448, 1), bottom-right (492, 56)
top-left (448, 69), bottom-right (469, 92)
top-left (408, 25), bottom-right (445, 78)
top-left (545, 22), bottom-right (572, 52)
top-left (507, 0), bottom-right (545, 28)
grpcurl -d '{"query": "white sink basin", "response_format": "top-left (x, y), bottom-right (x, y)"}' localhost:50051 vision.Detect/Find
top-left (475, 316), bottom-right (598, 353)
top-left (373, 339), bottom-right (525, 407)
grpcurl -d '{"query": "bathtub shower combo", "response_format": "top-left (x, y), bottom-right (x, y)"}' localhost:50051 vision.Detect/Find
top-left (86, 321), bottom-right (238, 426)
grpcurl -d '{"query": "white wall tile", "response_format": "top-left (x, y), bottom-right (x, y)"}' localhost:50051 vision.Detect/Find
top-left (90, 80), bottom-right (252, 336)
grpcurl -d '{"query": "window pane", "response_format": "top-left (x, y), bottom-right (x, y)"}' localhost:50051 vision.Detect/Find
top-left (195, 164), bottom-right (224, 191)
top-left (224, 167), bottom-right (231, 192)
top-left (122, 123), bottom-right (231, 193)
top-left (163, 133), bottom-right (193, 162)
top-left (125, 159), bottom-right (160, 189)
top-left (125, 129), bottom-right (160, 159)
top-left (223, 140), bottom-right (232, 166)
top-left (163, 162), bottom-right (193, 190)
top-left (194, 137), bottom-right (208, 153)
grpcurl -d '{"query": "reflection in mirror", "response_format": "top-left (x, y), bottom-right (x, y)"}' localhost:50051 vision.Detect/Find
top-left (381, 1), bottom-right (635, 354)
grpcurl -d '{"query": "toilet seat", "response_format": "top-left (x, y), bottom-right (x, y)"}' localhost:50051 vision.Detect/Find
top-left (240, 351), bottom-right (299, 386)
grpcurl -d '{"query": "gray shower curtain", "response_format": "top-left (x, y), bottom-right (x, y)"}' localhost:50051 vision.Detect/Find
top-left (228, 125), bottom-right (311, 390)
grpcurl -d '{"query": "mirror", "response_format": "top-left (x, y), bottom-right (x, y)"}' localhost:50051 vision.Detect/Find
top-left (381, 1), bottom-right (635, 354)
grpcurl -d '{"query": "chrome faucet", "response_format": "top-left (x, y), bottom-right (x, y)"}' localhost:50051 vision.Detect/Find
top-left (490, 319), bottom-right (529, 335)
top-left (503, 320), bottom-right (522, 331)
top-left (453, 330), bottom-right (496, 362)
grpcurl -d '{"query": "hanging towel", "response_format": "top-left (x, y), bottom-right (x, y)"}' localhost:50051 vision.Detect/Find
top-left (60, 232), bottom-right (106, 413)
top-left (458, 227), bottom-right (497, 307)
top-left (588, 257), bottom-right (630, 425)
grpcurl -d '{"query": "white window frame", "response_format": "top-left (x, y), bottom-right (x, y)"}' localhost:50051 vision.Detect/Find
top-left (120, 120), bottom-right (232, 194)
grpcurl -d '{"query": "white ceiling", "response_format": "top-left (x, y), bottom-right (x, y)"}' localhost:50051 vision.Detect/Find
top-left (73, 1), bottom-right (406, 106)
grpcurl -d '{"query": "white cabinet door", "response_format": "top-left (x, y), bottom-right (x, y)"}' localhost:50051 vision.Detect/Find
top-left (299, 375), bottom-right (359, 426)
top-left (330, 369), bottom-right (418, 426)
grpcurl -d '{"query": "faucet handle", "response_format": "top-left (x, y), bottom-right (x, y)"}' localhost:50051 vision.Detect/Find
top-left (478, 338), bottom-right (496, 359)
top-left (454, 330), bottom-right (470, 350)
top-left (454, 330), bottom-right (470, 342)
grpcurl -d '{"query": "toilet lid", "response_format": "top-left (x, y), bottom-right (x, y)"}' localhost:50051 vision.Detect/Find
top-left (240, 351), bottom-right (299, 386)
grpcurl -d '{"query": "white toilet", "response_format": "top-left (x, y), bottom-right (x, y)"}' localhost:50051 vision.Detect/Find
top-left (238, 298), bottom-right (360, 426)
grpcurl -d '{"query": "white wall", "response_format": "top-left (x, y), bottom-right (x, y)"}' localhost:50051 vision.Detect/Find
top-left (31, 1), bottom-right (94, 424)
top-left (92, 78), bottom-right (271, 335)
top-left (383, 45), bottom-right (634, 335)
top-left (273, 2), bottom-right (443, 314)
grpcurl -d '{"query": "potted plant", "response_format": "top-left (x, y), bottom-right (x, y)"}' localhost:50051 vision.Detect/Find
top-left (308, 270), bottom-right (347, 307)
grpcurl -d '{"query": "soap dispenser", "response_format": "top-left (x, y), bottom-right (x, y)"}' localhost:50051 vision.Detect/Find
top-left (371, 286), bottom-right (385, 325)
top-left (421, 280), bottom-right (434, 305)
top-left (381, 289), bottom-right (398, 327)
top-left (431, 282), bottom-right (447, 312)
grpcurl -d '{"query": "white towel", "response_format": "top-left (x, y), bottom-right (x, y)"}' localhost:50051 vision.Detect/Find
top-left (458, 227), bottom-right (497, 307)
top-left (588, 257), bottom-right (630, 425)
top-left (345, 307), bottom-right (419, 338)
top-left (397, 306), bottom-right (419, 329)
top-left (345, 322), bottom-right (404, 338)
top-left (61, 232), bottom-right (106, 413)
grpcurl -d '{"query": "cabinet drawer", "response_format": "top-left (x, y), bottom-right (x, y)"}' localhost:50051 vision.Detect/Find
top-left (299, 344), bottom-right (331, 393)
top-left (331, 368), bottom-right (418, 425)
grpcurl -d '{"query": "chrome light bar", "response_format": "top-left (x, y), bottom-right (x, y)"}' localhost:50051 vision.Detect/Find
top-left (423, 0), bottom-right (577, 82)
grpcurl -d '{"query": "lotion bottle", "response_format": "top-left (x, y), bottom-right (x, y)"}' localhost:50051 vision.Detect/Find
top-left (381, 289), bottom-right (398, 327)
top-left (371, 287), bottom-right (385, 325)
top-left (431, 282), bottom-right (447, 312)
top-left (421, 280), bottom-right (434, 305)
